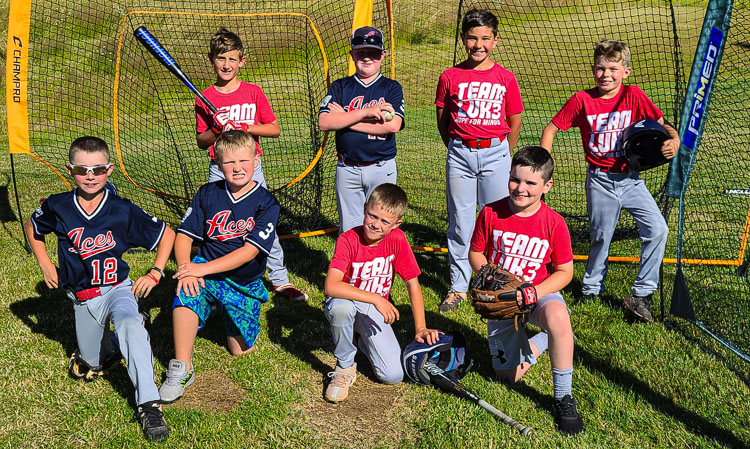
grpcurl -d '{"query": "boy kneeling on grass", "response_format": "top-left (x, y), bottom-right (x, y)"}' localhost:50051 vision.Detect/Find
top-left (25, 136), bottom-right (175, 442)
top-left (159, 130), bottom-right (280, 404)
top-left (468, 146), bottom-right (583, 434)
top-left (323, 183), bottom-right (440, 402)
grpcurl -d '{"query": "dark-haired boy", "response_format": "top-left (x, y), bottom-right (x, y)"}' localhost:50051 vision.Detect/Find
top-left (469, 146), bottom-right (583, 434)
top-left (436, 9), bottom-right (524, 313)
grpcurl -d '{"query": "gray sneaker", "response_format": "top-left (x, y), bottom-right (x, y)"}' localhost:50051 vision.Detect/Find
top-left (159, 359), bottom-right (195, 404)
top-left (623, 293), bottom-right (654, 323)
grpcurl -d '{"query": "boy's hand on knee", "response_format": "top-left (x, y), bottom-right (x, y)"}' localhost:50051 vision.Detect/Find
top-left (132, 274), bottom-right (158, 298)
top-left (375, 298), bottom-right (399, 324)
top-left (176, 276), bottom-right (204, 298)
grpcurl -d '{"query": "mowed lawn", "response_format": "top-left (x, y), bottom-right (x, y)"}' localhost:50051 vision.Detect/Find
top-left (2, 0), bottom-right (750, 447)
top-left (0, 146), bottom-right (749, 448)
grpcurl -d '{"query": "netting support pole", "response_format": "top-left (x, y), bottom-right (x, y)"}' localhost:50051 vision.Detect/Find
top-left (10, 154), bottom-right (31, 255)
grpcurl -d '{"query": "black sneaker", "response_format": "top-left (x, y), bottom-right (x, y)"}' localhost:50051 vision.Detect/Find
top-left (623, 293), bottom-right (653, 323)
top-left (438, 290), bottom-right (466, 313)
top-left (552, 395), bottom-right (584, 434)
top-left (137, 400), bottom-right (169, 442)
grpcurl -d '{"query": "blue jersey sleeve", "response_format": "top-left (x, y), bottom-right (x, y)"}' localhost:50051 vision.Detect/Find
top-left (243, 192), bottom-right (279, 255)
top-left (29, 199), bottom-right (58, 237)
top-left (319, 79), bottom-right (343, 114)
top-left (178, 189), bottom-right (207, 241)
top-left (126, 202), bottom-right (167, 251)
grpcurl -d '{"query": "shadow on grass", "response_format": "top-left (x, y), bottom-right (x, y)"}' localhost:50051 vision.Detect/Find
top-left (265, 295), bottom-right (333, 378)
top-left (277, 235), bottom-right (334, 291)
top-left (10, 282), bottom-right (78, 354)
top-left (9, 282), bottom-right (145, 409)
top-left (265, 298), bottom-right (489, 385)
top-left (574, 344), bottom-right (749, 449)
top-left (0, 177), bottom-right (31, 253)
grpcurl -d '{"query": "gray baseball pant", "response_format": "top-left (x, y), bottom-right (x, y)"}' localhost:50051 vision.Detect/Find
top-left (446, 137), bottom-right (511, 293)
top-left (582, 168), bottom-right (668, 296)
top-left (324, 296), bottom-right (404, 384)
top-left (70, 279), bottom-right (159, 406)
top-left (335, 158), bottom-right (397, 233)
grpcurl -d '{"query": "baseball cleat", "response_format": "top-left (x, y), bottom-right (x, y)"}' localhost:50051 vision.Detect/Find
top-left (137, 400), bottom-right (169, 442)
top-left (438, 290), bottom-right (466, 313)
top-left (552, 395), bottom-right (584, 434)
top-left (623, 293), bottom-right (654, 323)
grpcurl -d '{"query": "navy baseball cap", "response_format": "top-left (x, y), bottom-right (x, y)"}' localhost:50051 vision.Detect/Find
top-left (351, 26), bottom-right (384, 51)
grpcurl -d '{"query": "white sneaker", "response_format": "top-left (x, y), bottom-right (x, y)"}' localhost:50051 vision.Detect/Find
top-left (159, 359), bottom-right (195, 404)
top-left (324, 363), bottom-right (357, 403)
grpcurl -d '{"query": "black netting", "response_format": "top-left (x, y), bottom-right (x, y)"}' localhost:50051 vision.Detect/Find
top-left (23, 0), bottom-right (701, 249)
top-left (676, 0), bottom-right (750, 356)
top-left (17, 0), bottom-right (749, 357)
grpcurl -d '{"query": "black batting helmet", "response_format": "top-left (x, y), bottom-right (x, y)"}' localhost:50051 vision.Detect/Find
top-left (621, 118), bottom-right (670, 172)
top-left (402, 332), bottom-right (473, 385)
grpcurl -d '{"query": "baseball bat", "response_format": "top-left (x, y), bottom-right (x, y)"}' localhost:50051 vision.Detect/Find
top-left (133, 26), bottom-right (218, 114)
top-left (423, 360), bottom-right (534, 436)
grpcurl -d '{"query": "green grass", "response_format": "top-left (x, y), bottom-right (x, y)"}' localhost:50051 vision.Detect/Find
top-left (2, 147), bottom-right (750, 448)
top-left (2, 0), bottom-right (750, 447)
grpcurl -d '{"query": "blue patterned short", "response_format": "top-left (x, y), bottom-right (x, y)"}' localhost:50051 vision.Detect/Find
top-left (173, 255), bottom-right (269, 347)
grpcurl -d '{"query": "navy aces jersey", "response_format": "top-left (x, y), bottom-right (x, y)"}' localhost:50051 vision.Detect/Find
top-left (178, 181), bottom-right (280, 285)
top-left (319, 74), bottom-right (405, 163)
top-left (29, 189), bottom-right (167, 292)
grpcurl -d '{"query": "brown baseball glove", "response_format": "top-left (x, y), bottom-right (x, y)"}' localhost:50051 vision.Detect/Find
top-left (469, 264), bottom-right (538, 330)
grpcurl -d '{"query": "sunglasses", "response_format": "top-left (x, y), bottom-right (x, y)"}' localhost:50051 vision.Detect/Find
top-left (351, 35), bottom-right (383, 48)
top-left (68, 163), bottom-right (113, 176)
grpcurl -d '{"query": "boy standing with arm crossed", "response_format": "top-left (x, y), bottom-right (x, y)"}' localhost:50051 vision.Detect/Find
top-left (318, 26), bottom-right (405, 233)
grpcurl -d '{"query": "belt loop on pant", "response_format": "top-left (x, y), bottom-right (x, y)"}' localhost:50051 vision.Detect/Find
top-left (337, 154), bottom-right (378, 166)
top-left (460, 135), bottom-right (506, 149)
top-left (589, 165), bottom-right (627, 174)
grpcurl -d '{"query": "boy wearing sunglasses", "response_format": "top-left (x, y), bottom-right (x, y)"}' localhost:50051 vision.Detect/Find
top-left (318, 26), bottom-right (405, 233)
top-left (24, 136), bottom-right (176, 442)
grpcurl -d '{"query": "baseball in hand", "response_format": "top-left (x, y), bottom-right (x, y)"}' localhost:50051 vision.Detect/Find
top-left (383, 110), bottom-right (394, 122)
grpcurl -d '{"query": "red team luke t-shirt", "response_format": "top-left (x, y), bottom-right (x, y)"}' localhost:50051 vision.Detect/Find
top-left (470, 198), bottom-right (573, 286)
top-left (435, 61), bottom-right (524, 140)
top-left (329, 227), bottom-right (420, 300)
top-left (551, 85), bottom-right (663, 172)
top-left (195, 81), bottom-right (277, 157)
